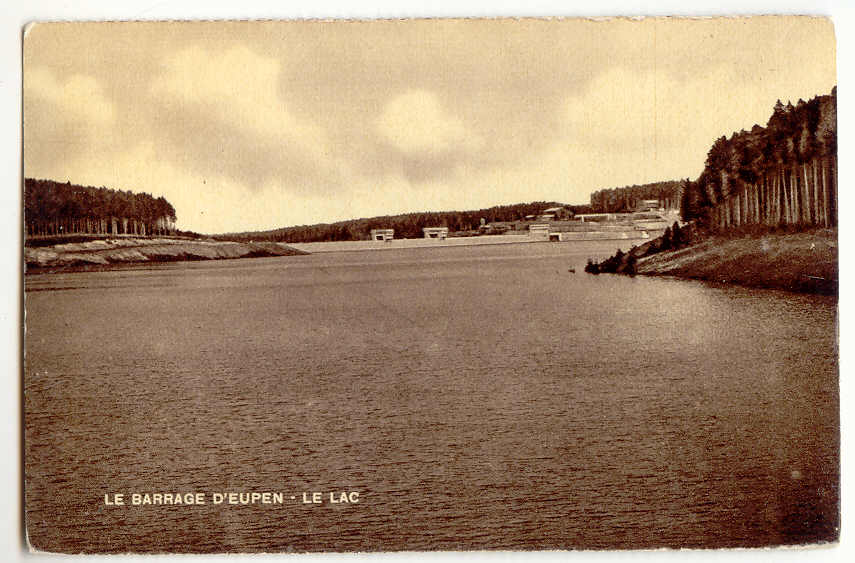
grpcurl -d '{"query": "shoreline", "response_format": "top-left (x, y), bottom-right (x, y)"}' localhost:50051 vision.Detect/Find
top-left (25, 230), bottom-right (654, 273)
top-left (25, 230), bottom-right (836, 296)
top-left (24, 237), bottom-right (307, 274)
top-left (590, 229), bottom-right (838, 295)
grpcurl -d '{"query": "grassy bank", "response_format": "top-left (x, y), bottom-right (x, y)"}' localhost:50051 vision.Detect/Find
top-left (25, 237), bottom-right (308, 273)
top-left (587, 227), bottom-right (837, 295)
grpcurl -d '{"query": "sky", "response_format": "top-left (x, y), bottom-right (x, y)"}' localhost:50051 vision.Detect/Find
top-left (23, 17), bottom-right (836, 234)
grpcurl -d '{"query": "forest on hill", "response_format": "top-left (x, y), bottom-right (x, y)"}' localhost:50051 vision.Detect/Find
top-left (680, 87), bottom-right (837, 229)
top-left (589, 180), bottom-right (683, 213)
top-left (219, 202), bottom-right (593, 243)
top-left (24, 179), bottom-right (178, 237)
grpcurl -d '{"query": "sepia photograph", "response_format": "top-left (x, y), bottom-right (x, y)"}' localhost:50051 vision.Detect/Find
top-left (20, 13), bottom-right (840, 554)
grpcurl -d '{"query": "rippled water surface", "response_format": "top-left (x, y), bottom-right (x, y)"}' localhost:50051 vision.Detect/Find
top-left (24, 242), bottom-right (839, 552)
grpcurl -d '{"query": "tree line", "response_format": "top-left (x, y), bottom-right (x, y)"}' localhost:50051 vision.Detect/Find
top-left (24, 178), bottom-right (178, 237)
top-left (218, 202), bottom-right (593, 243)
top-left (680, 87), bottom-right (837, 229)
top-left (589, 180), bottom-right (683, 213)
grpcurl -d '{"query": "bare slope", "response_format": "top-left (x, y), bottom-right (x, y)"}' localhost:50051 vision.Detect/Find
top-left (635, 231), bottom-right (837, 294)
top-left (25, 237), bottom-right (307, 271)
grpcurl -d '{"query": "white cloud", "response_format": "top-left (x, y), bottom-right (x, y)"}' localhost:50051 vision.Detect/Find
top-left (563, 64), bottom-right (837, 184)
top-left (376, 89), bottom-right (483, 155)
top-left (24, 67), bottom-right (119, 182)
top-left (25, 67), bottom-right (115, 124)
top-left (22, 19), bottom-right (836, 233)
top-left (151, 45), bottom-right (330, 157)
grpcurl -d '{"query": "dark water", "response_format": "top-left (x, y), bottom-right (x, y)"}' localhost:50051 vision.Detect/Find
top-left (24, 241), bottom-right (839, 552)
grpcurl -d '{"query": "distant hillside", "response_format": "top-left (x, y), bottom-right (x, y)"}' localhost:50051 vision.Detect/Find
top-left (218, 202), bottom-right (594, 243)
top-left (589, 180), bottom-right (683, 213)
top-left (25, 178), bottom-right (177, 237)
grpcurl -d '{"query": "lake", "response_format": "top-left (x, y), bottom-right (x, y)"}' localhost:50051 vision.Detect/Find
top-left (23, 240), bottom-right (839, 552)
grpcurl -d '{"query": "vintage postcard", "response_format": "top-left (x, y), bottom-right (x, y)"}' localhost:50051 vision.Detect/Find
top-left (22, 17), bottom-right (838, 553)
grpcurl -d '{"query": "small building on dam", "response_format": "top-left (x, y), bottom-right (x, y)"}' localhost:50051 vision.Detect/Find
top-left (528, 224), bottom-right (550, 240)
top-left (370, 229), bottom-right (395, 241)
top-left (423, 227), bottom-right (449, 239)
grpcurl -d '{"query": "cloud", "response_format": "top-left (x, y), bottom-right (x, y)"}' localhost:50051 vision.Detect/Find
top-left (24, 67), bottom-right (118, 180)
top-left (376, 90), bottom-right (482, 155)
top-left (152, 46), bottom-right (325, 145)
top-left (25, 67), bottom-right (115, 124)
top-left (149, 45), bottom-right (339, 192)
top-left (21, 18), bottom-right (836, 233)
top-left (563, 66), bottom-right (745, 162)
top-left (562, 63), bottom-right (837, 185)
